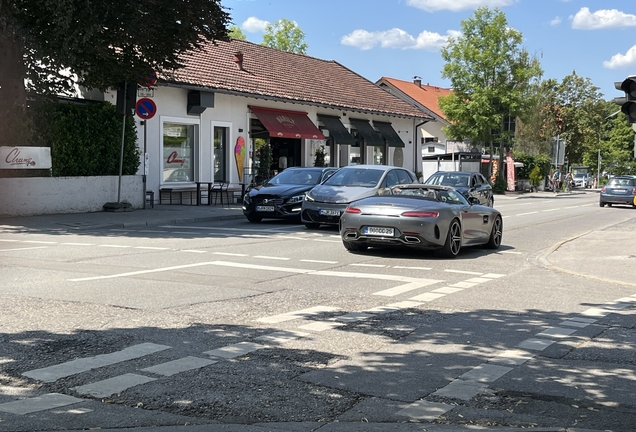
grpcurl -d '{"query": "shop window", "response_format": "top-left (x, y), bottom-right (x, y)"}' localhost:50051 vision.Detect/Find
top-left (350, 146), bottom-right (361, 165)
top-left (427, 146), bottom-right (436, 153)
top-left (373, 145), bottom-right (386, 165)
top-left (214, 126), bottom-right (229, 181)
top-left (163, 122), bottom-right (196, 183)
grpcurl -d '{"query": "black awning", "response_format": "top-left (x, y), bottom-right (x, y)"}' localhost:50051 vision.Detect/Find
top-left (348, 118), bottom-right (385, 147)
top-left (374, 121), bottom-right (405, 148)
top-left (317, 115), bottom-right (356, 145)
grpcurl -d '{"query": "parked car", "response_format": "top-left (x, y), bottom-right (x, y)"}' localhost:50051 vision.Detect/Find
top-left (599, 176), bottom-right (636, 208)
top-left (424, 171), bottom-right (493, 207)
top-left (242, 167), bottom-right (338, 223)
top-left (339, 184), bottom-right (502, 258)
top-left (301, 165), bottom-right (418, 229)
top-left (573, 173), bottom-right (591, 188)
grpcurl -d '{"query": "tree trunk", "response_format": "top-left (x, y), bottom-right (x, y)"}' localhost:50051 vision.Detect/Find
top-left (0, 27), bottom-right (28, 146)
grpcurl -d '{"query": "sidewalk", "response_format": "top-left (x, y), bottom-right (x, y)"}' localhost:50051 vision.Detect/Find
top-left (0, 203), bottom-right (246, 231)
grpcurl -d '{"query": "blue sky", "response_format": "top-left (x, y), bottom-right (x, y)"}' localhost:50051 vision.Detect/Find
top-left (223, 0), bottom-right (636, 101)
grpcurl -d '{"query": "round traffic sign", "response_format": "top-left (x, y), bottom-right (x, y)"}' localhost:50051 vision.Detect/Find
top-left (135, 98), bottom-right (157, 119)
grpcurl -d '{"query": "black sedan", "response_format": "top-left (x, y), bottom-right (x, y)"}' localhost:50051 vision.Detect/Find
top-left (339, 184), bottom-right (503, 258)
top-left (243, 167), bottom-right (338, 223)
top-left (424, 171), bottom-right (494, 207)
top-left (599, 176), bottom-right (636, 208)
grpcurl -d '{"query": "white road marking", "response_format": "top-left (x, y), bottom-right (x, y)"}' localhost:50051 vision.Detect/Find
top-left (258, 306), bottom-right (340, 324)
top-left (542, 208), bottom-right (560, 212)
top-left (374, 280), bottom-right (444, 297)
top-left (409, 292), bottom-right (446, 302)
top-left (516, 211), bottom-right (538, 216)
top-left (517, 338), bottom-right (555, 351)
top-left (481, 273), bottom-right (506, 278)
top-left (73, 373), bottom-right (156, 398)
top-left (312, 239), bottom-right (340, 243)
top-left (98, 244), bottom-right (131, 248)
top-left (68, 262), bottom-right (218, 282)
top-left (203, 342), bottom-right (265, 359)
top-left (62, 243), bottom-right (94, 246)
top-left (449, 281), bottom-right (478, 288)
top-left (22, 343), bottom-right (170, 382)
top-left (396, 400), bottom-right (452, 420)
top-left (139, 230), bottom-right (168, 233)
top-left (349, 263), bottom-right (386, 268)
top-left (253, 256), bottom-right (291, 261)
top-left (464, 277), bottom-right (492, 283)
top-left (444, 269), bottom-right (482, 275)
top-left (240, 234), bottom-right (270, 238)
top-left (0, 246), bottom-right (48, 252)
top-left (299, 322), bottom-right (345, 331)
top-left (182, 250), bottom-right (207, 253)
top-left (300, 259), bottom-right (338, 264)
top-left (489, 349), bottom-right (534, 366)
top-left (255, 330), bottom-right (309, 344)
top-left (502, 215), bottom-right (511, 219)
top-left (392, 266), bottom-right (432, 270)
top-left (134, 246), bottom-right (170, 250)
top-left (458, 363), bottom-right (513, 383)
top-left (213, 252), bottom-right (248, 257)
top-left (385, 300), bottom-right (423, 309)
top-left (22, 240), bottom-right (56, 244)
top-left (432, 379), bottom-right (487, 401)
top-left (334, 313), bottom-right (375, 322)
top-left (498, 251), bottom-right (522, 255)
top-left (432, 287), bottom-right (464, 294)
top-left (0, 239), bottom-right (20, 242)
top-left (0, 393), bottom-right (84, 415)
top-left (140, 356), bottom-right (217, 376)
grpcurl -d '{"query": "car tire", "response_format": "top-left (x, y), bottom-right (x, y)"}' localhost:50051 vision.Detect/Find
top-left (599, 201), bottom-right (605, 207)
top-left (304, 222), bottom-right (321, 229)
top-left (484, 216), bottom-right (503, 249)
top-left (436, 219), bottom-right (462, 258)
top-left (487, 197), bottom-right (494, 207)
top-left (343, 240), bottom-right (367, 252)
top-left (246, 214), bottom-right (262, 223)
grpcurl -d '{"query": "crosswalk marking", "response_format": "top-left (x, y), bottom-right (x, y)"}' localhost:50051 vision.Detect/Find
top-left (73, 373), bottom-right (156, 398)
top-left (258, 306), bottom-right (340, 323)
top-left (204, 342), bottom-right (265, 359)
top-left (0, 393), bottom-right (84, 415)
top-left (409, 292), bottom-right (446, 302)
top-left (140, 356), bottom-right (217, 376)
top-left (373, 279), bottom-right (443, 297)
top-left (299, 322), bottom-right (345, 331)
top-left (22, 343), bottom-right (170, 383)
top-left (255, 330), bottom-right (309, 344)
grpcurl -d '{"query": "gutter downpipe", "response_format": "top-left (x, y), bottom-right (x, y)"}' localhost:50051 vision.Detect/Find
top-left (413, 118), bottom-right (429, 179)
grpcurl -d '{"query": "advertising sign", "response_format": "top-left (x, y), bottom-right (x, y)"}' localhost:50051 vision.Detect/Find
top-left (0, 146), bottom-right (52, 169)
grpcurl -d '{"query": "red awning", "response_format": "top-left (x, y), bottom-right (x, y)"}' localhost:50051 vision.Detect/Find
top-left (250, 106), bottom-right (325, 140)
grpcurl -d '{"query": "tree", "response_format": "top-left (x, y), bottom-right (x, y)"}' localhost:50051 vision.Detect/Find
top-left (229, 25), bottom-right (247, 40)
top-left (262, 18), bottom-right (308, 54)
top-left (438, 7), bottom-right (542, 180)
top-left (0, 0), bottom-right (231, 144)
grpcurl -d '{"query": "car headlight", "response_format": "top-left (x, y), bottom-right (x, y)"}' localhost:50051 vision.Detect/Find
top-left (243, 193), bottom-right (251, 204)
top-left (288, 195), bottom-right (304, 204)
top-left (305, 192), bottom-right (315, 202)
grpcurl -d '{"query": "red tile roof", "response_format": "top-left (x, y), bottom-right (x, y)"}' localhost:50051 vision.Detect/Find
top-left (378, 77), bottom-right (452, 121)
top-left (160, 39), bottom-right (430, 120)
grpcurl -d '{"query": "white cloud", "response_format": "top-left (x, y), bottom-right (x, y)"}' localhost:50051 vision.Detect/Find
top-left (341, 28), bottom-right (458, 51)
top-left (603, 45), bottom-right (636, 69)
top-left (406, 0), bottom-right (514, 12)
top-left (550, 16), bottom-right (562, 26)
top-left (571, 7), bottom-right (636, 30)
top-left (242, 16), bottom-right (269, 33)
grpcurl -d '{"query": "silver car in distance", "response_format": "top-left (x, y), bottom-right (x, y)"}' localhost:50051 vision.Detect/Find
top-left (339, 184), bottom-right (503, 258)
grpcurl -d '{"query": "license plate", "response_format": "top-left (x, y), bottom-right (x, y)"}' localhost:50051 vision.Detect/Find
top-left (256, 205), bottom-right (275, 212)
top-left (614, 189), bottom-right (627, 194)
top-left (319, 209), bottom-right (341, 216)
top-left (363, 226), bottom-right (394, 236)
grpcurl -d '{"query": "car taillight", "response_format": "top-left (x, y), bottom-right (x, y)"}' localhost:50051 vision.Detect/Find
top-left (401, 211), bottom-right (439, 218)
top-left (601, 187), bottom-right (606, 192)
top-left (345, 207), bottom-right (361, 214)
top-left (633, 188), bottom-right (636, 194)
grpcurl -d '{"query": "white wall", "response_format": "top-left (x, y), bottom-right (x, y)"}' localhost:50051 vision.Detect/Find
top-left (0, 176), bottom-right (143, 217)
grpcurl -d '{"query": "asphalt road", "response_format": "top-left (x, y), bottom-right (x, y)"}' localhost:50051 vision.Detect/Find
top-left (0, 191), bottom-right (635, 432)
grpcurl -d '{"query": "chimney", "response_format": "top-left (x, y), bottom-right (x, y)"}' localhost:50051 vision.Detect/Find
top-left (413, 76), bottom-right (421, 87)
top-left (233, 51), bottom-right (244, 71)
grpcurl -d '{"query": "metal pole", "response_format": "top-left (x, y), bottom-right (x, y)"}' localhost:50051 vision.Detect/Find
top-left (117, 81), bottom-right (127, 203)
top-left (597, 149), bottom-right (601, 188)
top-left (142, 120), bottom-right (147, 209)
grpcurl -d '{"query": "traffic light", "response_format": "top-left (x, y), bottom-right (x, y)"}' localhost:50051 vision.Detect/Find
top-left (614, 76), bottom-right (636, 123)
top-left (116, 81), bottom-right (137, 116)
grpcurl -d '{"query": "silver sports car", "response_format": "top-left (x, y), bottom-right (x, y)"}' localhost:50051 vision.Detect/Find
top-left (339, 184), bottom-right (503, 258)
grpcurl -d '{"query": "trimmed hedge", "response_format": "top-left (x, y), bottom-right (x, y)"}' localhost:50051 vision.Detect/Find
top-left (44, 102), bottom-right (140, 177)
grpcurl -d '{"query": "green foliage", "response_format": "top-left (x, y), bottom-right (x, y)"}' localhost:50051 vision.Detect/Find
top-left (262, 18), bottom-right (308, 54)
top-left (492, 176), bottom-right (507, 194)
top-left (254, 139), bottom-right (272, 182)
top-left (513, 152), bottom-right (551, 178)
top-left (314, 145), bottom-right (327, 167)
top-left (529, 166), bottom-right (542, 189)
top-left (229, 25), bottom-right (247, 40)
top-left (42, 102), bottom-right (140, 176)
top-left (1, 0), bottom-right (231, 100)
top-left (439, 7), bottom-right (542, 147)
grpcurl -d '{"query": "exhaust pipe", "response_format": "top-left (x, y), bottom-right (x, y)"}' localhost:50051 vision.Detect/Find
top-left (403, 236), bottom-right (421, 244)
top-left (345, 232), bottom-right (358, 239)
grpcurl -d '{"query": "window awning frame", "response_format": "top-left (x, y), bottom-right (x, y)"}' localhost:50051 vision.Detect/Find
top-left (317, 115), bottom-right (356, 146)
top-left (374, 121), bottom-right (405, 148)
top-left (249, 106), bottom-right (324, 140)
top-left (348, 118), bottom-right (385, 147)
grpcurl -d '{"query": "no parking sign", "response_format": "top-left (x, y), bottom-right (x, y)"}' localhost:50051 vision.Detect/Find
top-left (135, 98), bottom-right (157, 120)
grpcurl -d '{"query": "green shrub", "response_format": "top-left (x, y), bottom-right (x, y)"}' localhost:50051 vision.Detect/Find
top-left (529, 166), bottom-right (542, 190)
top-left (492, 176), bottom-right (507, 194)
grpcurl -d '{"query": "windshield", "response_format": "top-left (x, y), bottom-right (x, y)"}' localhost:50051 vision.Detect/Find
top-left (324, 168), bottom-right (384, 187)
top-left (425, 172), bottom-right (471, 187)
top-left (266, 169), bottom-right (322, 185)
top-left (608, 178), bottom-right (635, 187)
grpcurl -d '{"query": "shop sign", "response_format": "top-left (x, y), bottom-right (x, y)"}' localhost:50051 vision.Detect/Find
top-left (0, 146), bottom-right (52, 169)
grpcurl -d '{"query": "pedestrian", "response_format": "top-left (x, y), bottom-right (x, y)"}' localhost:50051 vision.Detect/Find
top-left (552, 170), bottom-right (561, 192)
